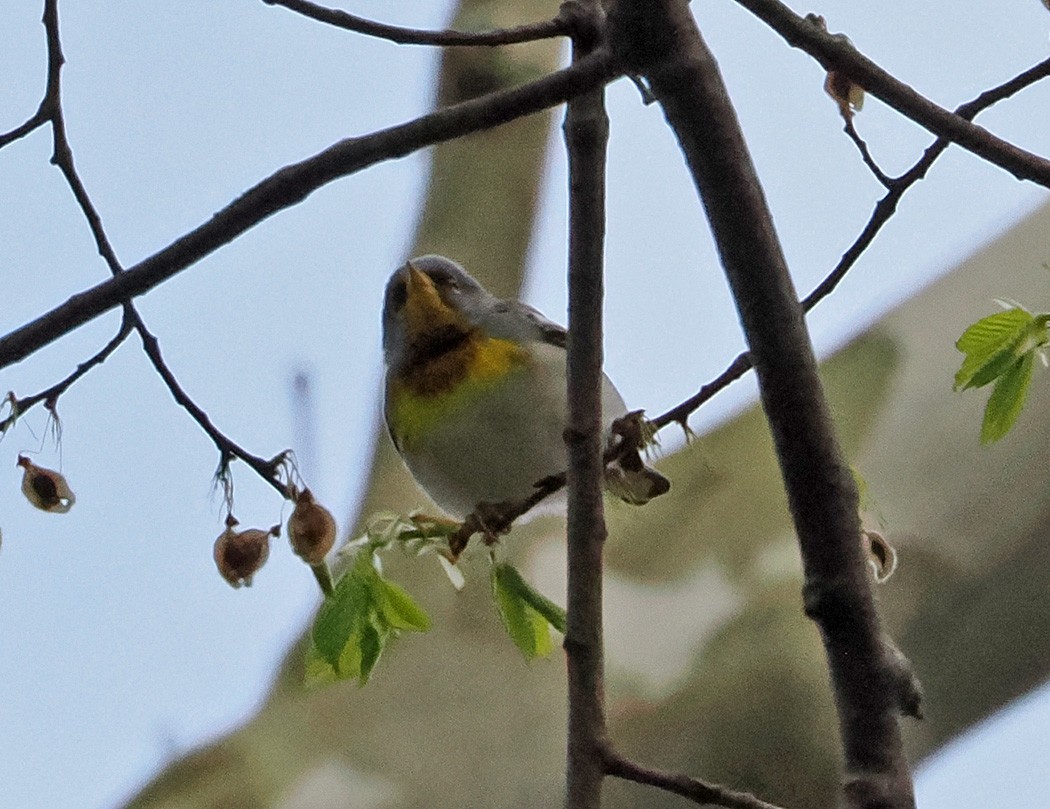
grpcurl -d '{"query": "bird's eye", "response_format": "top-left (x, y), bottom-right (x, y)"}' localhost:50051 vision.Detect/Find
top-left (387, 278), bottom-right (407, 312)
top-left (430, 270), bottom-right (456, 289)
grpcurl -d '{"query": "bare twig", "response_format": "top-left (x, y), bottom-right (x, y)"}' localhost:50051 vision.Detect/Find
top-left (843, 117), bottom-right (893, 188)
top-left (0, 114), bottom-right (48, 149)
top-left (0, 49), bottom-right (616, 372)
top-left (733, 0), bottom-right (1050, 187)
top-left (655, 54), bottom-right (1050, 431)
top-left (23, 0), bottom-right (292, 503)
top-left (16, 0), bottom-right (342, 599)
top-left (603, 745), bottom-right (788, 809)
top-left (263, 0), bottom-right (568, 46)
top-left (0, 1), bottom-right (59, 150)
top-left (0, 319), bottom-right (132, 435)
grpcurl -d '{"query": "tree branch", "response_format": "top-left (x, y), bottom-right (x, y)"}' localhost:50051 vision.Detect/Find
top-left (610, 2), bottom-right (916, 807)
top-left (263, 0), bottom-right (568, 46)
top-left (654, 53), bottom-right (1050, 431)
top-left (603, 746), bottom-right (788, 809)
top-left (732, 0), bottom-right (1050, 187)
top-left (0, 50), bottom-right (615, 372)
top-left (0, 318), bottom-right (132, 435)
top-left (563, 3), bottom-right (610, 806)
top-left (13, 0), bottom-right (337, 604)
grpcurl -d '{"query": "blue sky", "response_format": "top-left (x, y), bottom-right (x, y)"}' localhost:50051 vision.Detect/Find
top-left (1, 1), bottom-right (1049, 807)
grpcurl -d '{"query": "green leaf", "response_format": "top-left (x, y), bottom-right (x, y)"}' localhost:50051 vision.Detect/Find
top-left (954, 308), bottom-right (1034, 390)
top-left (492, 564), bottom-right (557, 660)
top-left (981, 353), bottom-right (1034, 443)
top-left (312, 567), bottom-right (371, 667)
top-left (304, 635), bottom-right (363, 685)
top-left (494, 562), bottom-right (567, 634)
top-left (307, 550), bottom-right (432, 685)
top-left (358, 620), bottom-right (388, 685)
top-left (376, 577), bottom-right (432, 632)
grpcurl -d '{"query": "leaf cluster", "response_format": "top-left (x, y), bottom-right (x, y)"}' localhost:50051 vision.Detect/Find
top-left (954, 306), bottom-right (1050, 443)
top-left (307, 548), bottom-right (432, 686)
top-left (305, 513), bottom-right (569, 684)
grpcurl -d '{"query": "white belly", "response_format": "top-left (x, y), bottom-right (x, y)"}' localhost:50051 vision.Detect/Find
top-left (397, 343), bottom-right (627, 519)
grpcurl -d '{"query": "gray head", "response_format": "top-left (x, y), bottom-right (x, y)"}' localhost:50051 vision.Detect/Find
top-left (381, 255), bottom-right (496, 372)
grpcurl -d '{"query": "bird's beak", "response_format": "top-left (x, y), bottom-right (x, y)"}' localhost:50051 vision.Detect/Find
top-left (401, 262), bottom-right (462, 335)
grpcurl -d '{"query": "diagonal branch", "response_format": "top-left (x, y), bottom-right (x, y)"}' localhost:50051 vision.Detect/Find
top-left (0, 49), bottom-right (616, 372)
top-left (0, 318), bottom-right (132, 435)
top-left (603, 745), bottom-right (788, 809)
top-left (732, 0), bottom-right (1050, 187)
top-left (655, 53), bottom-right (1050, 431)
top-left (611, 1), bottom-right (916, 807)
top-left (263, 0), bottom-right (568, 46)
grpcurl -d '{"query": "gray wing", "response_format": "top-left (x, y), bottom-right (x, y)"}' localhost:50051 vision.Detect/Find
top-left (487, 300), bottom-right (567, 348)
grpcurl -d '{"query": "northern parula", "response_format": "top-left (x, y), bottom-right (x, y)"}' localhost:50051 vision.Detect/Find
top-left (382, 255), bottom-right (669, 520)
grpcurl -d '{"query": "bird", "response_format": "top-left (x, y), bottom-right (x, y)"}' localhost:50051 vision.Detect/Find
top-left (381, 255), bottom-right (669, 522)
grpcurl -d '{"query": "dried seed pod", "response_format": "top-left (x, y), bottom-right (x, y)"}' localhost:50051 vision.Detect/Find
top-left (17, 455), bottom-right (75, 513)
top-left (214, 516), bottom-right (277, 588)
top-left (287, 488), bottom-right (337, 565)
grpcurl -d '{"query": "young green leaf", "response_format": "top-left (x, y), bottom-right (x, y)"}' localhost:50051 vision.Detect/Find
top-left (494, 562), bottom-right (567, 634)
top-left (492, 564), bottom-right (559, 660)
top-left (376, 577), bottom-right (432, 632)
top-left (981, 352), bottom-right (1035, 443)
top-left (358, 620), bottom-right (388, 685)
top-left (312, 566), bottom-right (372, 667)
top-left (307, 549), bottom-right (432, 686)
top-left (954, 308), bottom-right (1035, 391)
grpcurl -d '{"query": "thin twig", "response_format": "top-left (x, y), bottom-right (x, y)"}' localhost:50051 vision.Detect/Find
top-left (843, 117), bottom-right (893, 188)
top-left (654, 53), bottom-right (1050, 431)
top-left (0, 113), bottom-right (48, 149)
top-left (733, 0), bottom-right (1050, 187)
top-left (263, 0), bottom-right (568, 46)
top-left (28, 0), bottom-right (290, 498)
top-left (603, 746), bottom-right (788, 809)
top-left (0, 49), bottom-right (616, 372)
top-left (0, 317), bottom-right (133, 434)
top-left (130, 314), bottom-right (288, 496)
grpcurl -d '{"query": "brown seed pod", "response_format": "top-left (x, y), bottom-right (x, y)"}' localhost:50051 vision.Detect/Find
top-left (213, 517), bottom-right (277, 588)
top-left (287, 488), bottom-right (337, 565)
top-left (17, 455), bottom-right (75, 513)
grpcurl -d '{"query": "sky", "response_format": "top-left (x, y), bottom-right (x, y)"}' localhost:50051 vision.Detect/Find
top-left (1, 1), bottom-right (1049, 808)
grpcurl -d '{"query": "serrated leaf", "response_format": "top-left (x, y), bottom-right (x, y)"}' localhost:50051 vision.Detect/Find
top-left (492, 564), bottom-right (555, 660)
top-left (376, 577), bottom-right (432, 632)
top-left (494, 563), bottom-right (567, 634)
top-left (954, 308), bottom-right (1034, 390)
top-left (981, 353), bottom-right (1034, 443)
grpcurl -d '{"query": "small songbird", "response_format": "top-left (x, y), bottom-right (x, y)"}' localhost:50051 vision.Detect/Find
top-left (381, 255), bottom-right (669, 520)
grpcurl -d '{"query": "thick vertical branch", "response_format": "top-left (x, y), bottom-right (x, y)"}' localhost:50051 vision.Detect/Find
top-left (563, 4), bottom-right (610, 808)
top-left (609, 2), bottom-right (915, 808)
